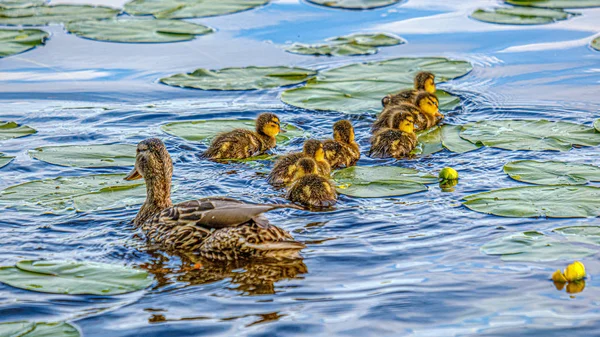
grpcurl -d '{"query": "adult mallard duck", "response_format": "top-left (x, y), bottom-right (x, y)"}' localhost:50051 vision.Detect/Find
top-left (202, 113), bottom-right (282, 161)
top-left (369, 111), bottom-right (418, 159)
top-left (126, 138), bottom-right (305, 261)
top-left (381, 71), bottom-right (436, 107)
top-left (373, 92), bottom-right (441, 133)
top-left (286, 158), bottom-right (337, 208)
top-left (322, 120), bottom-right (360, 169)
top-left (268, 139), bottom-right (330, 187)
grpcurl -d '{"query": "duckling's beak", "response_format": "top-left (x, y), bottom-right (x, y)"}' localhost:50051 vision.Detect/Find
top-left (124, 166), bottom-right (143, 181)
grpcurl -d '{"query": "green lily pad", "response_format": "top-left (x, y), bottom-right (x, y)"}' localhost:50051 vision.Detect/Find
top-left (281, 57), bottom-right (472, 114)
top-left (161, 119), bottom-right (306, 145)
top-left (287, 33), bottom-right (403, 56)
top-left (0, 121), bottom-right (36, 140)
top-left (553, 226), bottom-right (600, 245)
top-left (470, 7), bottom-right (572, 25)
top-left (412, 126), bottom-right (443, 156)
top-left (595, 119), bottom-right (600, 131)
top-left (66, 18), bottom-right (213, 43)
top-left (506, 0), bottom-right (600, 8)
top-left (124, 0), bottom-right (268, 19)
top-left (463, 185), bottom-right (600, 218)
top-left (481, 231), bottom-right (596, 262)
top-left (0, 28), bottom-right (48, 57)
top-left (0, 154), bottom-right (14, 169)
top-left (0, 173), bottom-right (146, 213)
top-left (411, 125), bottom-right (480, 155)
top-left (504, 160), bottom-right (600, 185)
top-left (29, 144), bottom-right (136, 168)
top-left (160, 66), bottom-right (316, 91)
top-left (0, 321), bottom-right (79, 337)
top-left (592, 38), bottom-right (600, 51)
top-left (306, 0), bottom-right (401, 9)
top-left (0, 0), bottom-right (46, 9)
top-left (0, 260), bottom-right (152, 295)
top-left (441, 125), bottom-right (481, 153)
top-left (0, 5), bottom-right (120, 26)
top-left (333, 166), bottom-right (436, 198)
top-left (459, 120), bottom-right (600, 151)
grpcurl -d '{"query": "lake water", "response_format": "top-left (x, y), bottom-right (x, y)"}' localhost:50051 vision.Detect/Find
top-left (1, 0), bottom-right (600, 336)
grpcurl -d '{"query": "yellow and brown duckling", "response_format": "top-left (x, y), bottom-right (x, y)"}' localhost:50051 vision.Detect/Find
top-left (126, 138), bottom-right (305, 261)
top-left (322, 120), bottom-right (360, 169)
top-left (373, 92), bottom-right (442, 133)
top-left (268, 139), bottom-right (330, 187)
top-left (369, 111), bottom-right (418, 159)
top-left (203, 113), bottom-right (282, 160)
top-left (286, 158), bottom-right (337, 209)
top-left (381, 71), bottom-right (436, 107)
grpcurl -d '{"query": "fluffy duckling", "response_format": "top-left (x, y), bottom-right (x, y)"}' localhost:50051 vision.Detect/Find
top-left (369, 111), bottom-right (418, 159)
top-left (268, 139), bottom-right (330, 187)
top-left (373, 92), bottom-right (442, 133)
top-left (322, 120), bottom-right (360, 169)
top-left (126, 138), bottom-right (305, 261)
top-left (381, 71), bottom-right (436, 107)
top-left (203, 113), bottom-right (281, 160)
top-left (286, 158), bottom-right (337, 208)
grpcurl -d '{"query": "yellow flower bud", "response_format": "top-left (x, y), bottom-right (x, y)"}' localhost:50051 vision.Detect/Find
top-left (551, 269), bottom-right (567, 283)
top-left (564, 261), bottom-right (585, 282)
top-left (439, 167), bottom-right (459, 181)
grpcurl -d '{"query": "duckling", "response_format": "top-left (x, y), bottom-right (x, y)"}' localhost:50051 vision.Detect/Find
top-left (203, 113), bottom-right (281, 160)
top-left (267, 139), bottom-right (330, 187)
top-left (322, 120), bottom-right (360, 169)
top-left (369, 111), bottom-right (418, 159)
top-left (126, 138), bottom-right (305, 261)
top-left (286, 158), bottom-right (337, 208)
top-left (373, 92), bottom-right (442, 133)
top-left (381, 71), bottom-right (436, 107)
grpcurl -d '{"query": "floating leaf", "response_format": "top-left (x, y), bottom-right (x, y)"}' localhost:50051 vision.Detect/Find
top-left (0, 5), bottom-right (120, 26)
top-left (0, 260), bottom-right (152, 295)
top-left (0, 321), bottom-right (79, 337)
top-left (0, 0), bottom-right (46, 9)
top-left (0, 121), bottom-right (36, 140)
top-left (306, 0), bottom-right (402, 9)
top-left (470, 7), bottom-right (572, 25)
top-left (161, 119), bottom-right (306, 145)
top-left (161, 66), bottom-right (316, 91)
top-left (124, 0), bottom-right (268, 19)
top-left (594, 118), bottom-right (600, 131)
top-left (333, 166), bottom-right (436, 198)
top-left (66, 18), bottom-right (213, 43)
top-left (287, 33), bottom-right (403, 56)
top-left (412, 126), bottom-right (443, 156)
top-left (441, 124), bottom-right (481, 153)
top-left (506, 0), bottom-right (600, 8)
top-left (0, 28), bottom-right (48, 57)
top-left (411, 125), bottom-right (479, 155)
top-left (481, 231), bottom-right (596, 262)
top-left (463, 185), bottom-right (600, 218)
top-left (553, 226), bottom-right (600, 246)
top-left (460, 120), bottom-right (600, 151)
top-left (29, 144), bottom-right (136, 168)
top-left (592, 38), bottom-right (600, 51)
top-left (504, 160), bottom-right (600, 185)
top-left (0, 174), bottom-right (146, 213)
top-left (281, 57), bottom-right (472, 114)
top-left (0, 154), bottom-right (14, 169)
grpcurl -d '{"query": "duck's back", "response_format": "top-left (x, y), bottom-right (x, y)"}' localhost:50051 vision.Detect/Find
top-left (369, 129), bottom-right (417, 159)
top-left (286, 174), bottom-right (337, 208)
top-left (323, 139), bottom-right (360, 169)
top-left (268, 152), bottom-right (304, 186)
top-left (203, 129), bottom-right (264, 159)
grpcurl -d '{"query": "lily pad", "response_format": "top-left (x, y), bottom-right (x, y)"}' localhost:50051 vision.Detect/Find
top-left (281, 57), bottom-right (472, 114)
top-left (0, 173), bottom-right (146, 213)
top-left (411, 126), bottom-right (443, 156)
top-left (306, 0), bottom-right (402, 9)
top-left (0, 260), bottom-right (152, 295)
top-left (459, 120), bottom-right (600, 151)
top-left (0, 121), bottom-right (36, 140)
top-left (441, 125), bottom-right (481, 153)
top-left (29, 144), bottom-right (136, 168)
top-left (160, 66), bottom-right (316, 91)
top-left (0, 28), bottom-right (48, 58)
top-left (553, 226), bottom-right (600, 246)
top-left (505, 0), bottom-right (600, 8)
top-left (333, 166), bottom-right (436, 198)
top-left (124, 0), bottom-right (268, 19)
top-left (504, 160), bottom-right (600, 185)
top-left (470, 7), bottom-right (572, 25)
top-left (412, 125), bottom-right (480, 155)
top-left (0, 154), bottom-right (14, 168)
top-left (593, 38), bottom-right (600, 51)
top-left (463, 185), bottom-right (600, 218)
top-left (161, 119), bottom-right (306, 145)
top-left (0, 0), bottom-right (46, 9)
top-left (481, 231), bottom-right (596, 262)
top-left (66, 18), bottom-right (213, 43)
top-left (0, 321), bottom-right (79, 337)
top-left (0, 5), bottom-right (120, 26)
top-left (287, 33), bottom-right (403, 56)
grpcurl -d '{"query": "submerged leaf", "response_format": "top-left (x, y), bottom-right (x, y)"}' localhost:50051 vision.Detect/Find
top-left (0, 28), bottom-right (48, 57)
top-left (0, 0), bottom-right (46, 9)
top-left (471, 7), bottom-right (572, 25)
top-left (306, 0), bottom-right (402, 9)
top-left (287, 33), bottom-right (403, 56)
top-left (0, 5), bottom-right (120, 26)
top-left (0, 321), bottom-right (79, 337)
top-left (504, 160), bottom-right (600, 185)
top-left (333, 166), bottom-right (436, 198)
top-left (505, 0), bottom-right (600, 8)
top-left (29, 144), bottom-right (136, 168)
top-left (0, 121), bottom-right (36, 140)
top-left (553, 226), bottom-right (600, 245)
top-left (0, 153), bottom-right (14, 169)
top-left (124, 0), bottom-right (268, 19)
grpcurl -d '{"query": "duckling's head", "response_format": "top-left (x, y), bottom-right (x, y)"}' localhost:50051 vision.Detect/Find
top-left (256, 113), bottom-right (281, 137)
top-left (415, 92), bottom-right (439, 117)
top-left (391, 111), bottom-right (416, 134)
top-left (415, 71), bottom-right (436, 94)
top-left (332, 120), bottom-right (355, 144)
top-left (293, 158), bottom-right (319, 180)
top-left (303, 139), bottom-right (325, 162)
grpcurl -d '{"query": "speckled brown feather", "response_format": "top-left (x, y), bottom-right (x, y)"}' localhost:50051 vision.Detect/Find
top-left (382, 72), bottom-right (435, 108)
top-left (368, 128), bottom-right (417, 159)
top-left (286, 175), bottom-right (337, 208)
top-left (322, 120), bottom-right (360, 169)
top-left (202, 129), bottom-right (273, 160)
top-left (373, 104), bottom-right (435, 133)
top-left (268, 140), bottom-right (331, 187)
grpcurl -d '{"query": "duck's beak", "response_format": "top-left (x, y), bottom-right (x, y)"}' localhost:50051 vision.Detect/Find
top-left (124, 166), bottom-right (143, 181)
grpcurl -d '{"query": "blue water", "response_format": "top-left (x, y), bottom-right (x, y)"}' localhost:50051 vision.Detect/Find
top-left (1, 0), bottom-right (600, 336)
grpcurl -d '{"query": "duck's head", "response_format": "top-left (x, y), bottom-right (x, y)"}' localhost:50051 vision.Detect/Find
top-left (293, 158), bottom-right (319, 181)
top-left (415, 71), bottom-right (436, 94)
top-left (303, 139), bottom-right (325, 162)
top-left (332, 120), bottom-right (355, 144)
top-left (415, 92), bottom-right (439, 117)
top-left (391, 111), bottom-right (416, 134)
top-left (256, 113), bottom-right (282, 138)
top-left (125, 138), bottom-right (173, 183)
